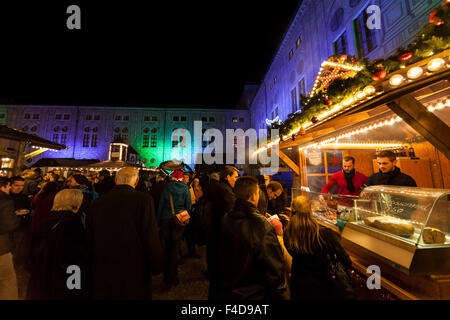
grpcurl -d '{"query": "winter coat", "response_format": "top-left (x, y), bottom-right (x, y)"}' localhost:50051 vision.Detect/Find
top-left (284, 226), bottom-right (353, 300)
top-left (257, 184), bottom-right (269, 215)
top-left (220, 198), bottom-right (287, 300)
top-left (27, 210), bottom-right (88, 300)
top-left (322, 170), bottom-right (368, 196)
top-left (364, 166), bottom-right (417, 188)
top-left (0, 191), bottom-right (20, 255)
top-left (31, 192), bottom-right (57, 236)
top-left (157, 181), bottom-right (191, 225)
top-left (203, 179), bottom-right (236, 243)
top-left (87, 185), bottom-right (163, 299)
top-left (94, 176), bottom-right (115, 197)
top-left (150, 180), bottom-right (167, 214)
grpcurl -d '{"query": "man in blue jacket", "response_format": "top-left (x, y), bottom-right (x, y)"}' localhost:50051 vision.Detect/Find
top-left (157, 170), bottom-right (191, 289)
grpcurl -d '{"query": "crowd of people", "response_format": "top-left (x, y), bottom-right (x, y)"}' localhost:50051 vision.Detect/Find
top-left (0, 150), bottom-right (414, 300)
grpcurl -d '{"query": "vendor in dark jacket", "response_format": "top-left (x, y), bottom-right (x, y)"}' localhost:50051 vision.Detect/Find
top-left (203, 166), bottom-right (238, 300)
top-left (284, 196), bottom-right (354, 300)
top-left (220, 176), bottom-right (286, 300)
top-left (362, 150), bottom-right (417, 220)
top-left (27, 189), bottom-right (88, 300)
top-left (363, 150), bottom-right (417, 188)
top-left (0, 177), bottom-right (20, 299)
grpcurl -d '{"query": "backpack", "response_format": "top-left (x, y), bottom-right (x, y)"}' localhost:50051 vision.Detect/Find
top-left (188, 196), bottom-right (213, 246)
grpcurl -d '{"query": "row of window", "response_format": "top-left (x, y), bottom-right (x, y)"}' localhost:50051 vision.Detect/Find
top-left (142, 135), bottom-right (158, 148)
top-left (291, 77), bottom-right (306, 113)
top-left (82, 134), bottom-right (98, 147)
top-left (333, 7), bottom-right (377, 57)
top-left (52, 134), bottom-right (68, 145)
top-left (288, 34), bottom-right (303, 61)
top-left (84, 115), bottom-right (101, 121)
top-left (232, 117), bottom-right (245, 123)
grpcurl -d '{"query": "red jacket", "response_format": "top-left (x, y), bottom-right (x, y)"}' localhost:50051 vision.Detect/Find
top-left (321, 170), bottom-right (367, 196)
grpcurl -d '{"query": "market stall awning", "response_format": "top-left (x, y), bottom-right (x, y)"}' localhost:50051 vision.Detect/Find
top-left (32, 158), bottom-right (100, 168)
top-left (0, 124), bottom-right (67, 150)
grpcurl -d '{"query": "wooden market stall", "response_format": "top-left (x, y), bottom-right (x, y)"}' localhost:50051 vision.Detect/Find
top-left (0, 124), bottom-right (67, 177)
top-left (260, 33), bottom-right (450, 299)
top-left (268, 50), bottom-right (450, 299)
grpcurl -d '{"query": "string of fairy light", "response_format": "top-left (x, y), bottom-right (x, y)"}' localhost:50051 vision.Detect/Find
top-left (254, 53), bottom-right (450, 156)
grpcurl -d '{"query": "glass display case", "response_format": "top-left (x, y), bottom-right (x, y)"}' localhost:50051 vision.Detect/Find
top-left (353, 186), bottom-right (450, 247)
top-left (291, 186), bottom-right (450, 275)
top-left (291, 187), bottom-right (358, 231)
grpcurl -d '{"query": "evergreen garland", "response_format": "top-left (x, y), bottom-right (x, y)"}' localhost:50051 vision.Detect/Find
top-left (271, 1), bottom-right (450, 138)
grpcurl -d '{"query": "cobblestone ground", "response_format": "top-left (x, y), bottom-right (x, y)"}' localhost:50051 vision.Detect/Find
top-left (152, 244), bottom-right (209, 300)
top-left (16, 242), bottom-right (209, 300)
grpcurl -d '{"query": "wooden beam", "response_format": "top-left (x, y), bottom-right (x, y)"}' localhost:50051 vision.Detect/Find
top-left (273, 148), bottom-right (299, 175)
top-left (387, 95), bottom-right (450, 160)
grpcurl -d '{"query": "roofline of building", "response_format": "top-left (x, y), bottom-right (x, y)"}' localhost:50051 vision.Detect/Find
top-left (3, 104), bottom-right (249, 112)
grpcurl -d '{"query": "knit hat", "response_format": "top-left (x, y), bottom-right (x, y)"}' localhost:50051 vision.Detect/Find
top-left (268, 215), bottom-right (283, 236)
top-left (171, 170), bottom-right (184, 181)
top-left (71, 174), bottom-right (90, 186)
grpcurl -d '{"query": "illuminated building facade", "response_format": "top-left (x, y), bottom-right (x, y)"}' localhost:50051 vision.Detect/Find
top-left (2, 105), bottom-right (250, 168)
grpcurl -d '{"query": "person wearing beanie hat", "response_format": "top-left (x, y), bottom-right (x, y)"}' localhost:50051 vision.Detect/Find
top-left (170, 170), bottom-right (184, 181)
top-left (157, 168), bottom-right (192, 289)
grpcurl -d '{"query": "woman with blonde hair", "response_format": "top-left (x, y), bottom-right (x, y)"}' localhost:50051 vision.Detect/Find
top-left (28, 189), bottom-right (88, 300)
top-left (284, 196), bottom-right (354, 300)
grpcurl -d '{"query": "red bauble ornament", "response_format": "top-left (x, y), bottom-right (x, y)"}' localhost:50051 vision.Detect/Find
top-left (326, 99), bottom-right (333, 106)
top-left (429, 10), bottom-right (444, 25)
top-left (372, 69), bottom-right (386, 81)
top-left (311, 116), bottom-right (318, 124)
top-left (399, 52), bottom-right (413, 61)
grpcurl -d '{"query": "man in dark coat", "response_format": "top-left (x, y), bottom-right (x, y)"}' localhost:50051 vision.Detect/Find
top-left (220, 176), bottom-right (287, 300)
top-left (87, 167), bottom-right (163, 299)
top-left (364, 150), bottom-right (417, 188)
top-left (9, 176), bottom-right (32, 267)
top-left (257, 180), bottom-right (283, 216)
top-left (203, 166), bottom-right (238, 300)
top-left (94, 170), bottom-right (115, 197)
top-left (0, 177), bottom-right (20, 299)
top-left (363, 150), bottom-right (417, 219)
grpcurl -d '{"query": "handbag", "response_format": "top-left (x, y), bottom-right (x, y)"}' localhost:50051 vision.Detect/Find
top-left (326, 252), bottom-right (356, 300)
top-left (169, 192), bottom-right (190, 227)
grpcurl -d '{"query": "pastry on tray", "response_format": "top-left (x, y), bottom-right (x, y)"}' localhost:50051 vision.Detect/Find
top-left (422, 227), bottom-right (446, 244)
top-left (364, 216), bottom-right (415, 237)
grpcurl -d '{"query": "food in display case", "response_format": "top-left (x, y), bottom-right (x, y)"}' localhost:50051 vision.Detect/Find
top-left (363, 216), bottom-right (415, 237)
top-left (422, 227), bottom-right (446, 244)
top-left (353, 186), bottom-right (450, 246)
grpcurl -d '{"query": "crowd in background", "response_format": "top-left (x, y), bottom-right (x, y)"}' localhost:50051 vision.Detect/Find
top-left (0, 164), bottom-right (356, 300)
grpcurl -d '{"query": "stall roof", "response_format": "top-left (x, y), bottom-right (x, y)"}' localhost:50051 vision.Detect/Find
top-left (86, 160), bottom-right (156, 170)
top-left (32, 158), bottom-right (100, 167)
top-left (0, 125), bottom-right (67, 150)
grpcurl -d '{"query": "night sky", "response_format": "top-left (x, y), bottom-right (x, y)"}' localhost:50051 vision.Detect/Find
top-left (0, 1), bottom-right (301, 109)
